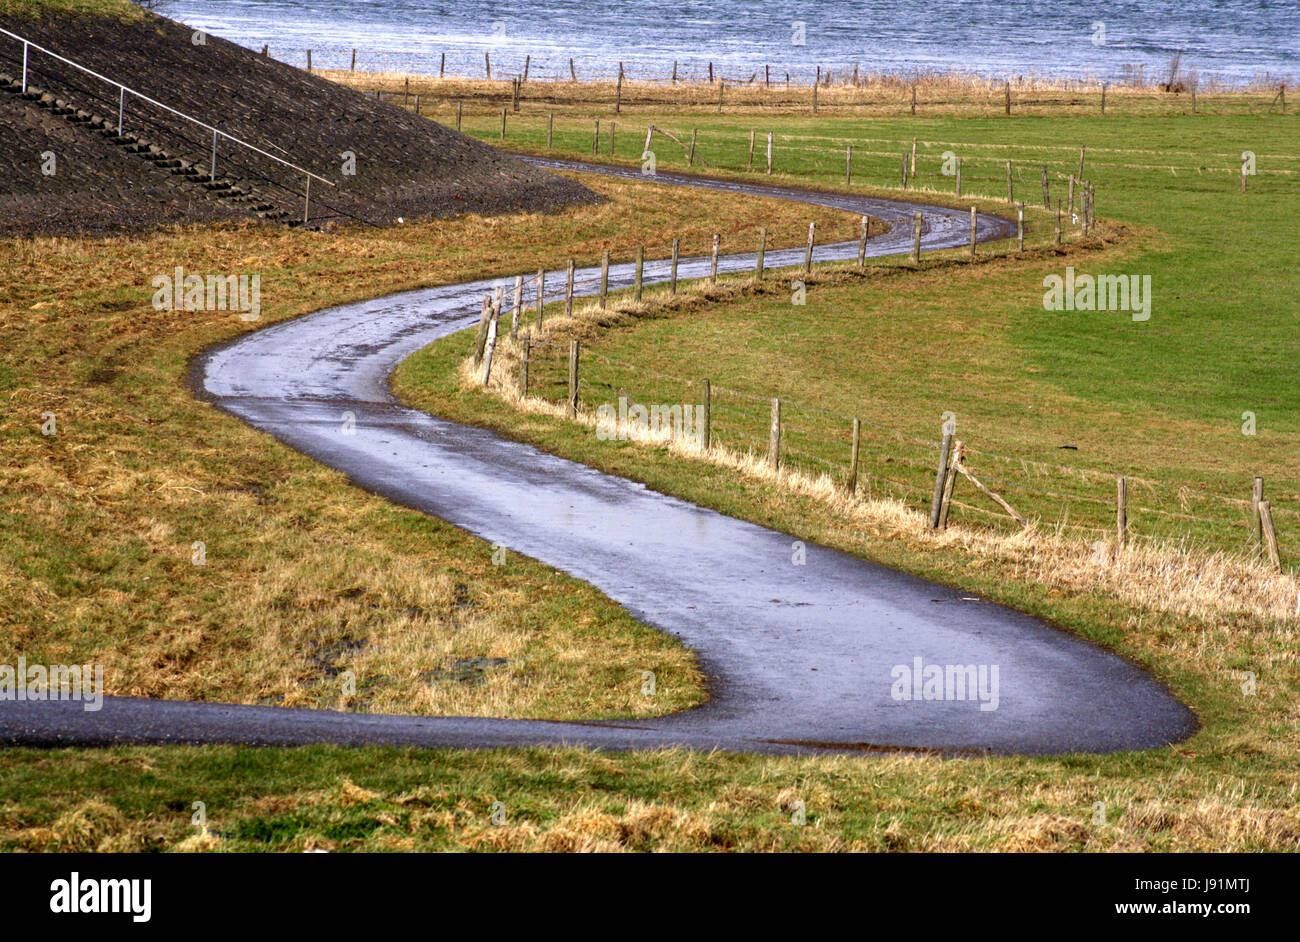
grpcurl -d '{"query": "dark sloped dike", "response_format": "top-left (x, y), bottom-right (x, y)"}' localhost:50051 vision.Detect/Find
top-left (0, 9), bottom-right (599, 236)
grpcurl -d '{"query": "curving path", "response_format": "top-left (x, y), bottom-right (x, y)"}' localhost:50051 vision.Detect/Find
top-left (1, 159), bottom-right (1196, 755)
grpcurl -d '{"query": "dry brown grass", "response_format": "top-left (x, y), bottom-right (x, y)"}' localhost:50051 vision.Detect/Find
top-left (0, 171), bottom-right (862, 717)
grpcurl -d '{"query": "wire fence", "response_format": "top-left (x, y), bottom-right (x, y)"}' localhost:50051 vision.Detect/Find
top-left (514, 323), bottom-right (1296, 564)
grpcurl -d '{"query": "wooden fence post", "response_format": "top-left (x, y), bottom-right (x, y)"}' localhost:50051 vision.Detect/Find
top-left (768, 398), bottom-right (782, 472)
top-left (912, 211), bottom-right (923, 266)
top-left (599, 250), bottom-right (609, 308)
top-left (701, 379), bottom-right (712, 452)
top-left (593, 119), bottom-right (600, 155)
top-left (564, 259), bottom-right (575, 317)
top-left (955, 157), bottom-right (962, 197)
top-left (845, 145), bottom-right (852, 185)
top-left (535, 268), bottom-right (545, 325)
top-left (911, 137), bottom-right (917, 175)
top-left (901, 152), bottom-right (909, 189)
top-left (1055, 199), bottom-right (1062, 244)
top-left (1068, 174), bottom-right (1076, 214)
top-left (499, 107), bottom-right (506, 140)
top-left (969, 206), bottom-right (977, 258)
top-left (910, 82), bottom-right (917, 115)
top-left (1017, 204), bottom-right (1024, 251)
top-left (848, 417), bottom-right (861, 495)
top-left (568, 340), bottom-right (580, 418)
top-left (939, 441), bottom-right (961, 528)
top-left (804, 222), bottom-right (815, 273)
top-left (1101, 82), bottom-right (1107, 115)
top-left (748, 130), bottom-right (756, 171)
top-left (857, 215), bottom-right (869, 268)
top-left (351, 48), bottom-right (357, 71)
top-left (929, 427), bottom-right (955, 528)
top-left (1078, 145), bottom-right (1086, 181)
top-left (688, 129), bottom-right (697, 166)
top-left (523, 54), bottom-right (530, 83)
top-left (1253, 477), bottom-right (1265, 545)
top-left (717, 79), bottom-right (724, 114)
top-left (1260, 501), bottom-right (1281, 571)
top-left (1004, 81), bottom-right (1011, 115)
top-left (481, 290), bottom-right (501, 385)
top-left (484, 52), bottom-right (491, 79)
top-left (510, 274), bottom-right (523, 340)
top-left (1006, 160), bottom-right (1014, 203)
top-left (1041, 166), bottom-right (1050, 208)
top-left (547, 113), bottom-right (554, 150)
top-left (439, 52), bottom-right (445, 78)
top-left (766, 131), bottom-right (774, 175)
top-left (670, 237), bottom-right (680, 294)
top-left (307, 49), bottom-right (312, 72)
top-left (710, 233), bottom-right (720, 283)
top-left (511, 78), bottom-right (519, 112)
top-left (456, 101), bottom-right (462, 132)
top-left (569, 57), bottom-right (576, 81)
top-left (615, 69), bottom-right (623, 114)
top-left (473, 294), bottom-right (491, 365)
top-left (1117, 476), bottom-right (1128, 548)
top-left (519, 336), bottom-right (530, 397)
top-left (755, 226), bottom-right (766, 280)
top-left (634, 246), bottom-right (644, 300)
top-left (609, 121), bottom-right (615, 156)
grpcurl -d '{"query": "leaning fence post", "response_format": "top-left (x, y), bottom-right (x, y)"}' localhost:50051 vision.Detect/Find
top-left (848, 417), bottom-right (861, 495)
top-left (939, 441), bottom-right (962, 528)
top-left (688, 128), bottom-right (697, 166)
top-left (1260, 501), bottom-right (1281, 571)
top-left (803, 222), bottom-right (815, 273)
top-left (929, 425), bottom-right (955, 528)
top-left (768, 398), bottom-right (782, 472)
top-left (473, 294), bottom-right (492, 365)
top-left (1117, 476), bottom-right (1128, 548)
top-left (701, 379), bottom-right (712, 452)
top-left (568, 340), bottom-right (580, 418)
top-left (710, 233), bottom-right (720, 283)
top-left (755, 227), bottom-right (766, 280)
top-left (634, 246), bottom-right (644, 300)
top-left (564, 259), bottom-right (575, 317)
top-left (599, 250), bottom-right (609, 308)
top-left (670, 237), bottom-right (680, 294)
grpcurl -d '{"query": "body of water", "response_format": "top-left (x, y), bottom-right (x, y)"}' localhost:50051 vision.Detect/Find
top-left (165, 0), bottom-right (1298, 87)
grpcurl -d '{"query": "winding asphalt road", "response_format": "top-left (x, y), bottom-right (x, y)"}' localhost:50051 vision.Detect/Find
top-left (1, 159), bottom-right (1196, 755)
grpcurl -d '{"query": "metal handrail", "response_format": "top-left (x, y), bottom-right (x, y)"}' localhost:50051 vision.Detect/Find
top-left (1, 23), bottom-right (334, 220)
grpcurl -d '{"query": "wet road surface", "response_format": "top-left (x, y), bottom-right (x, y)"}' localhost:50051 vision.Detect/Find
top-left (1, 159), bottom-right (1196, 755)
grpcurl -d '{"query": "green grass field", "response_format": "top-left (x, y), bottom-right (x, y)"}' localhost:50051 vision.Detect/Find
top-left (3, 82), bottom-right (1299, 851)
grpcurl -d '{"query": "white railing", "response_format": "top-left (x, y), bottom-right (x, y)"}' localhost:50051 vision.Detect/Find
top-left (1, 24), bottom-right (334, 221)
